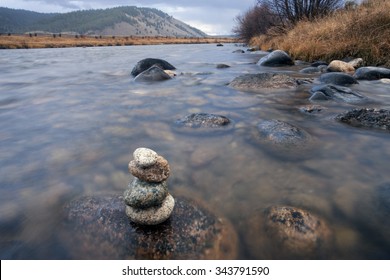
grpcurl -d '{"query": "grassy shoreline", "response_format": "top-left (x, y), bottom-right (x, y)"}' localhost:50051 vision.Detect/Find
top-left (0, 34), bottom-right (240, 49)
top-left (249, 0), bottom-right (390, 67)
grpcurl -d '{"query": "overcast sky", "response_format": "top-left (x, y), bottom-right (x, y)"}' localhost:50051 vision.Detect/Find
top-left (0, 0), bottom-right (258, 35)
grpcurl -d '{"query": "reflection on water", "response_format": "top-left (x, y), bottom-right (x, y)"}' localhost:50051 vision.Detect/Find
top-left (0, 44), bottom-right (389, 259)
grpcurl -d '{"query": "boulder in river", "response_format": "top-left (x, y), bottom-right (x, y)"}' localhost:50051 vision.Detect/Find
top-left (131, 58), bottom-right (176, 77)
top-left (309, 84), bottom-right (367, 103)
top-left (60, 194), bottom-right (238, 259)
top-left (252, 119), bottom-right (314, 159)
top-left (134, 66), bottom-right (172, 82)
top-left (353, 67), bottom-right (390, 80)
top-left (257, 50), bottom-right (294, 67)
top-left (229, 72), bottom-right (298, 91)
top-left (243, 205), bottom-right (333, 259)
top-left (336, 108), bottom-right (390, 131)
top-left (327, 60), bottom-right (355, 73)
top-left (319, 72), bottom-right (359, 86)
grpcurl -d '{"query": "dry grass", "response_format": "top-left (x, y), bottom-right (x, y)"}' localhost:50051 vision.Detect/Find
top-left (250, 0), bottom-right (390, 67)
top-left (0, 34), bottom-right (239, 49)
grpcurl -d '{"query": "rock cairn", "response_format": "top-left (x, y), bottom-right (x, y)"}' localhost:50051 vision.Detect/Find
top-left (124, 148), bottom-right (175, 225)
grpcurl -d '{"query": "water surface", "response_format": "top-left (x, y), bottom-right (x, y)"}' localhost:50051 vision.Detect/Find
top-left (1, 44), bottom-right (389, 259)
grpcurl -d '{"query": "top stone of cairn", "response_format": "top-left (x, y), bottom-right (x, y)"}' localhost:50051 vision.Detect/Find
top-left (133, 147), bottom-right (158, 168)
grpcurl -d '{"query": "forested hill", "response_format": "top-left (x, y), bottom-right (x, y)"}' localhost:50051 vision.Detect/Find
top-left (0, 6), bottom-right (208, 37)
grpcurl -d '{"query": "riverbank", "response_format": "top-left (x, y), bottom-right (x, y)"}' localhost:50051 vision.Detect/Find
top-left (249, 0), bottom-right (390, 67)
top-left (0, 34), bottom-right (240, 49)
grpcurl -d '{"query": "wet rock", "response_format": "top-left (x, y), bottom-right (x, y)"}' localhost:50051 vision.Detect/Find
top-left (327, 60), bottom-right (355, 73)
top-left (300, 67), bottom-right (322, 74)
top-left (244, 205), bottom-right (332, 259)
top-left (131, 58), bottom-right (176, 77)
top-left (128, 155), bottom-right (170, 183)
top-left (311, 61), bottom-right (328, 67)
top-left (134, 66), bottom-right (172, 82)
top-left (229, 73), bottom-right (298, 91)
top-left (336, 108), bottom-right (390, 131)
top-left (354, 67), bottom-right (390, 80)
top-left (309, 84), bottom-right (367, 103)
top-left (319, 72), bottom-right (359, 86)
top-left (232, 49), bottom-right (245, 53)
top-left (257, 50), bottom-right (294, 66)
top-left (256, 120), bottom-right (311, 146)
top-left (299, 105), bottom-right (325, 114)
top-left (216, 43), bottom-right (223, 47)
top-left (60, 194), bottom-right (238, 259)
top-left (216, 64), bottom-right (230, 69)
top-left (253, 119), bottom-right (313, 159)
top-left (174, 113), bottom-right (232, 135)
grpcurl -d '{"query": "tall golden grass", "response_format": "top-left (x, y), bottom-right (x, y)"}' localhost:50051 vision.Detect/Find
top-left (250, 0), bottom-right (390, 67)
top-left (0, 34), bottom-right (239, 49)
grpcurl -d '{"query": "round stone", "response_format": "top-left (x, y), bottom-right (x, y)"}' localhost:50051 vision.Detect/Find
top-left (244, 205), bottom-right (333, 259)
top-left (60, 194), bottom-right (238, 259)
top-left (126, 194), bottom-right (175, 225)
top-left (133, 148), bottom-right (158, 168)
top-left (124, 178), bottom-right (168, 209)
top-left (128, 155), bottom-right (170, 183)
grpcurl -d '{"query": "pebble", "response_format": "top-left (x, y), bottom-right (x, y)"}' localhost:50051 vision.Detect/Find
top-left (125, 194), bottom-right (175, 225)
top-left (128, 155), bottom-right (170, 183)
top-left (124, 178), bottom-right (168, 209)
top-left (133, 147), bottom-right (158, 168)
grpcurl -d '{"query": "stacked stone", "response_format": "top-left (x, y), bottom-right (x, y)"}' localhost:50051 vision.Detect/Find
top-left (124, 148), bottom-right (175, 225)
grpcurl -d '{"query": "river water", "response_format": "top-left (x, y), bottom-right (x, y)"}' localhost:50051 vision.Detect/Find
top-left (0, 44), bottom-right (389, 259)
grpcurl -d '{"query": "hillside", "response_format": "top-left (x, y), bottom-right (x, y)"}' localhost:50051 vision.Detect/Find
top-left (0, 6), bottom-right (207, 37)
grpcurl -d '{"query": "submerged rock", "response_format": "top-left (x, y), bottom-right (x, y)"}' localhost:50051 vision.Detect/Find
top-left (300, 66), bottom-right (323, 74)
top-left (244, 205), bottom-right (333, 259)
top-left (354, 67), bottom-right (390, 80)
top-left (336, 108), bottom-right (390, 131)
top-left (131, 58), bottom-right (176, 77)
top-left (319, 72), bottom-right (359, 86)
top-left (216, 64), bottom-right (230, 69)
top-left (253, 119), bottom-right (314, 159)
top-left (60, 194), bottom-right (238, 259)
top-left (134, 66), bottom-right (172, 82)
top-left (309, 84), bottom-right (367, 103)
top-left (174, 113), bottom-right (232, 135)
top-left (229, 73), bottom-right (298, 91)
top-left (257, 50), bottom-right (294, 66)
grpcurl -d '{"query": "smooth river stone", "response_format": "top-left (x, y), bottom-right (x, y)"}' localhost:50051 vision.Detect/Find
top-left (124, 178), bottom-right (168, 209)
top-left (126, 194), bottom-right (175, 225)
top-left (128, 155), bottom-right (170, 183)
top-left (60, 194), bottom-right (238, 259)
top-left (133, 147), bottom-right (158, 168)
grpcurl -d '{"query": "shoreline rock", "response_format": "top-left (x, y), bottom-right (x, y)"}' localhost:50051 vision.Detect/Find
top-left (257, 50), bottom-right (294, 67)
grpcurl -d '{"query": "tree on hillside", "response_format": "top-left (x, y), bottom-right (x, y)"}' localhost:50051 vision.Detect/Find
top-left (232, 2), bottom-right (279, 42)
top-left (259, 0), bottom-right (344, 25)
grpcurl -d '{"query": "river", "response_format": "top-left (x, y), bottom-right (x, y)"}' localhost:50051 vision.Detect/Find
top-left (0, 44), bottom-right (389, 259)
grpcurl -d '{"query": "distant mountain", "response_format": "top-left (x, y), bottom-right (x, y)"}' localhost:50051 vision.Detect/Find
top-left (0, 6), bottom-right (208, 37)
